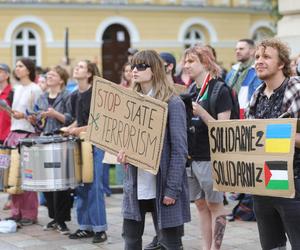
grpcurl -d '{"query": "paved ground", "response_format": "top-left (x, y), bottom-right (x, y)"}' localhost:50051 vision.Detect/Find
top-left (0, 192), bottom-right (291, 250)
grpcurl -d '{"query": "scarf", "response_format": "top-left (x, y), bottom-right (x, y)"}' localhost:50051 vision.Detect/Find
top-left (229, 59), bottom-right (254, 94)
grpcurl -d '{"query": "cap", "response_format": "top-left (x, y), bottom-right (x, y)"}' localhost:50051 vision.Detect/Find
top-left (128, 48), bottom-right (138, 56)
top-left (159, 52), bottom-right (176, 67)
top-left (0, 63), bottom-right (11, 74)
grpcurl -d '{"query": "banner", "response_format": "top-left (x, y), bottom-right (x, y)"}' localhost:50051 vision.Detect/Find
top-left (208, 118), bottom-right (297, 198)
top-left (87, 76), bottom-right (168, 175)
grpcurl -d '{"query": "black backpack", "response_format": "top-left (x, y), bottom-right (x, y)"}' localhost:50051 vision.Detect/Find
top-left (208, 78), bottom-right (240, 120)
top-left (180, 79), bottom-right (240, 165)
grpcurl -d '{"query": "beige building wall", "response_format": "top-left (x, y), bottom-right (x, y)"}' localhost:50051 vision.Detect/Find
top-left (277, 0), bottom-right (300, 57)
top-left (0, 1), bottom-right (274, 72)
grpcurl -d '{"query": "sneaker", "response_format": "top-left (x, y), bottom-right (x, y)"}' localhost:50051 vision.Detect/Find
top-left (144, 236), bottom-right (161, 250)
top-left (57, 222), bottom-right (70, 235)
top-left (3, 201), bottom-right (11, 210)
top-left (69, 229), bottom-right (94, 239)
top-left (19, 218), bottom-right (36, 226)
top-left (226, 214), bottom-right (235, 222)
top-left (92, 231), bottom-right (107, 243)
top-left (43, 220), bottom-right (57, 231)
top-left (5, 217), bottom-right (20, 222)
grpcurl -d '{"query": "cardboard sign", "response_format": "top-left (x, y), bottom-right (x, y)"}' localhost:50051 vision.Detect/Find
top-left (102, 152), bottom-right (118, 165)
top-left (208, 118), bottom-right (297, 198)
top-left (174, 83), bottom-right (187, 95)
top-left (87, 76), bottom-right (168, 175)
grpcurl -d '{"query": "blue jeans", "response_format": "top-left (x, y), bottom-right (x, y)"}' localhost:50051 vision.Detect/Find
top-left (103, 163), bottom-right (112, 195)
top-left (76, 147), bottom-right (107, 232)
top-left (253, 179), bottom-right (300, 250)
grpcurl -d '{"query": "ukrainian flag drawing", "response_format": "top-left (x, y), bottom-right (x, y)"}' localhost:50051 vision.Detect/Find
top-left (265, 124), bottom-right (292, 153)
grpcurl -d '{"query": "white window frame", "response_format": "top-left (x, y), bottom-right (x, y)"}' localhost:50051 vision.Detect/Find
top-left (238, 0), bottom-right (247, 6)
top-left (101, 0), bottom-right (128, 4)
top-left (12, 27), bottom-right (41, 66)
top-left (252, 27), bottom-right (274, 42)
top-left (249, 0), bottom-right (264, 8)
top-left (184, 28), bottom-right (205, 48)
top-left (182, 0), bottom-right (206, 6)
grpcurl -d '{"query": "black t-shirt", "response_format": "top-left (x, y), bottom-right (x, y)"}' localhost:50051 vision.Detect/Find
top-left (70, 87), bottom-right (92, 127)
top-left (48, 97), bottom-right (56, 107)
top-left (188, 79), bottom-right (233, 161)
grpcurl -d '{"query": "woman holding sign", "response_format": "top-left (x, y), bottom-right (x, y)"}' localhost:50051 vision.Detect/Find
top-left (117, 50), bottom-right (190, 250)
top-left (63, 60), bottom-right (108, 243)
top-left (183, 45), bottom-right (232, 249)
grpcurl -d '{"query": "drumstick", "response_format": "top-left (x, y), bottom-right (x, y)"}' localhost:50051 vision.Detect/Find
top-left (0, 99), bottom-right (13, 115)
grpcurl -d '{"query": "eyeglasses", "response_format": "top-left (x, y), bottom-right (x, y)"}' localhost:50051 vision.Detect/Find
top-left (131, 63), bottom-right (150, 71)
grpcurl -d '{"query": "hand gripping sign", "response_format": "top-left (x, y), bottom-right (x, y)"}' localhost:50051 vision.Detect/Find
top-left (208, 118), bottom-right (297, 198)
top-left (87, 76), bottom-right (168, 175)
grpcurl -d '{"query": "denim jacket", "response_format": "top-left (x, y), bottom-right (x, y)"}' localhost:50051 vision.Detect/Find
top-left (35, 89), bottom-right (73, 134)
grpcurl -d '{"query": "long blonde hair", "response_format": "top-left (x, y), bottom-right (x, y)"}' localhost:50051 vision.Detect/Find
top-left (132, 50), bottom-right (174, 102)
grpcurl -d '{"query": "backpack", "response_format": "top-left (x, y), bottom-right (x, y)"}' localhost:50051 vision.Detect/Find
top-left (179, 89), bottom-right (196, 163)
top-left (180, 79), bottom-right (240, 165)
top-left (208, 78), bottom-right (240, 120)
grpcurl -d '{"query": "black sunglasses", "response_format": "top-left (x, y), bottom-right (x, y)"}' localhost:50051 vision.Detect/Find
top-left (131, 63), bottom-right (150, 71)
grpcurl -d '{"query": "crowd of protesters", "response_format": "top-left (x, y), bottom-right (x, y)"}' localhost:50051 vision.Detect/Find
top-left (0, 37), bottom-right (300, 250)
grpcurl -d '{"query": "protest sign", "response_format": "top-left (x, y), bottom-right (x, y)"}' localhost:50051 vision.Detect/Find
top-left (86, 76), bottom-right (168, 175)
top-left (174, 84), bottom-right (187, 95)
top-left (208, 118), bottom-right (297, 198)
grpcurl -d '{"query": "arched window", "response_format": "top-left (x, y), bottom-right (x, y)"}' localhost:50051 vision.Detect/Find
top-left (252, 27), bottom-right (274, 42)
top-left (13, 28), bottom-right (40, 65)
top-left (184, 28), bottom-right (205, 49)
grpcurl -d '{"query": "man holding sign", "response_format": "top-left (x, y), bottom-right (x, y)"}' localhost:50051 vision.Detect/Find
top-left (247, 38), bottom-right (300, 250)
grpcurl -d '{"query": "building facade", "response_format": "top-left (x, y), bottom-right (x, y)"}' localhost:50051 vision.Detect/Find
top-left (277, 0), bottom-right (300, 57)
top-left (0, 0), bottom-right (275, 82)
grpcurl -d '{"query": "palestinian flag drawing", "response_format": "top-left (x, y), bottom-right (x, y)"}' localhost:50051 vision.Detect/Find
top-left (265, 124), bottom-right (292, 153)
top-left (264, 161), bottom-right (289, 190)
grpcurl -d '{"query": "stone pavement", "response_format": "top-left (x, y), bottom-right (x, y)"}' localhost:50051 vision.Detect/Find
top-left (0, 192), bottom-right (291, 250)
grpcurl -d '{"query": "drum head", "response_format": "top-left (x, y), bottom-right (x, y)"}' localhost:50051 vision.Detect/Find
top-left (19, 135), bottom-right (70, 147)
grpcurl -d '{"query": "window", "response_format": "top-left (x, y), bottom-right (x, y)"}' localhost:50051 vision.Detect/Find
top-left (101, 0), bottom-right (128, 4)
top-left (249, 0), bottom-right (265, 8)
top-left (13, 28), bottom-right (40, 66)
top-left (252, 27), bottom-right (274, 42)
top-left (184, 28), bottom-right (205, 49)
top-left (182, 0), bottom-right (206, 6)
top-left (238, 0), bottom-right (247, 6)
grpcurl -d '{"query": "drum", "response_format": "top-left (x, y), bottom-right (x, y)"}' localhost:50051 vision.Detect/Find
top-left (8, 149), bottom-right (21, 188)
top-left (0, 147), bottom-right (11, 191)
top-left (19, 136), bottom-right (80, 191)
top-left (79, 132), bottom-right (94, 183)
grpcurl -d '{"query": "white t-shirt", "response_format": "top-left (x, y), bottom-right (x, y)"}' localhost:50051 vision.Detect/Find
top-left (137, 88), bottom-right (156, 200)
top-left (11, 83), bottom-right (43, 132)
top-left (238, 86), bottom-right (249, 109)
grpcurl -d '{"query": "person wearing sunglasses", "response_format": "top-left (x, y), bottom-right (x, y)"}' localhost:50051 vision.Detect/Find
top-left (143, 51), bottom-right (178, 250)
top-left (118, 50), bottom-right (190, 250)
